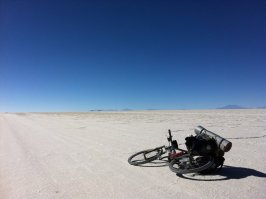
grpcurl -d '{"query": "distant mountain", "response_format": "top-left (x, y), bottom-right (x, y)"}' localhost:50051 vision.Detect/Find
top-left (89, 109), bottom-right (117, 112)
top-left (121, 108), bottom-right (132, 111)
top-left (217, 105), bottom-right (246, 109)
top-left (89, 108), bottom-right (132, 112)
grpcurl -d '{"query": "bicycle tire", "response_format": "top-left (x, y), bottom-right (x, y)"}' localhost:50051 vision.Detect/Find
top-left (128, 147), bottom-right (164, 166)
top-left (169, 154), bottom-right (214, 174)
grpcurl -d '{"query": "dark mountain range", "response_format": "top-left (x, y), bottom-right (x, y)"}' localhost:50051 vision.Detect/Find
top-left (217, 105), bottom-right (246, 109)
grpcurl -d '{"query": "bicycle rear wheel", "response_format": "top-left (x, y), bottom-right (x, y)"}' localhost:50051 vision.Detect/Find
top-left (169, 154), bottom-right (214, 174)
top-left (128, 147), bottom-right (164, 166)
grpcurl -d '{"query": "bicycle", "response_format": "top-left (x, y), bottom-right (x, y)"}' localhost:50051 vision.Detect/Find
top-left (128, 129), bottom-right (216, 174)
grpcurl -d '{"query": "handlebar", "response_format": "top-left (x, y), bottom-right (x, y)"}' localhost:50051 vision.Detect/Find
top-left (168, 129), bottom-right (172, 142)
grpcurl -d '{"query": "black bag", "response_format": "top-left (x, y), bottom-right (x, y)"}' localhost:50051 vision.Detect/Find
top-left (185, 135), bottom-right (218, 156)
top-left (199, 156), bottom-right (225, 174)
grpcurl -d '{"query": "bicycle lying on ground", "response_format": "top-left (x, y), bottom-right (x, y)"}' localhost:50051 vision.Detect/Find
top-left (128, 126), bottom-right (232, 175)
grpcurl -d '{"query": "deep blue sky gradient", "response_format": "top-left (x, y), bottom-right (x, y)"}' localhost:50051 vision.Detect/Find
top-left (1, 0), bottom-right (266, 111)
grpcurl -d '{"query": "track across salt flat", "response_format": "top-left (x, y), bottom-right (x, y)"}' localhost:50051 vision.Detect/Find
top-left (0, 110), bottom-right (266, 199)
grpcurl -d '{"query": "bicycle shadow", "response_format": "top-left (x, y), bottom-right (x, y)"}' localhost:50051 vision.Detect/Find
top-left (178, 165), bottom-right (266, 181)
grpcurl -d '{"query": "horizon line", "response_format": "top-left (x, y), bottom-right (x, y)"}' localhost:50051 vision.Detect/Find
top-left (1, 107), bottom-right (266, 113)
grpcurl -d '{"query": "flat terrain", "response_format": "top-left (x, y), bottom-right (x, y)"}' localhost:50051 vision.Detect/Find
top-left (0, 110), bottom-right (266, 199)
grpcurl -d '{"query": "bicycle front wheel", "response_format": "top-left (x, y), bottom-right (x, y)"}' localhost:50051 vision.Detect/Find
top-left (128, 147), bottom-right (164, 166)
top-left (169, 154), bottom-right (214, 174)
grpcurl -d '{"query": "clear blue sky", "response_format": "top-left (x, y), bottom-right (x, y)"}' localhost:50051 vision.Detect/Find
top-left (1, 0), bottom-right (265, 111)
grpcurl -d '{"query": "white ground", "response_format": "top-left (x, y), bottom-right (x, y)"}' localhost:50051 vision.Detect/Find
top-left (0, 110), bottom-right (266, 199)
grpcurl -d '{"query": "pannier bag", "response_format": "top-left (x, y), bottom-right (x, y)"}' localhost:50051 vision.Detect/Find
top-left (185, 135), bottom-right (218, 156)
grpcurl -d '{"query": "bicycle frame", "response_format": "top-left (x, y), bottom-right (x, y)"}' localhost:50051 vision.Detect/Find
top-left (148, 130), bottom-right (188, 161)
